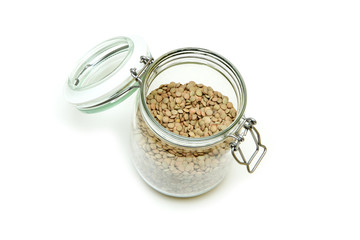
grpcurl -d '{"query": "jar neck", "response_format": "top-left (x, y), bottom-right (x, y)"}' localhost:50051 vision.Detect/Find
top-left (139, 48), bottom-right (247, 148)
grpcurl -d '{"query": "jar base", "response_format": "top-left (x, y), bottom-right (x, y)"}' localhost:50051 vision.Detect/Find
top-left (134, 165), bottom-right (226, 198)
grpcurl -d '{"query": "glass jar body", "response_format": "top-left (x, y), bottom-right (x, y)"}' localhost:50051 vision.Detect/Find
top-left (130, 48), bottom-right (247, 197)
top-left (132, 101), bottom-right (234, 197)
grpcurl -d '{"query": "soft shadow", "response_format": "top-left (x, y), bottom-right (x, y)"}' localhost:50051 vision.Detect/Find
top-left (56, 93), bottom-right (141, 175)
top-left (57, 94), bottom-right (136, 133)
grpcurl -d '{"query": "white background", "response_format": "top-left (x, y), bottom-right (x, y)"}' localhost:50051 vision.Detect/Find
top-left (0, 0), bottom-right (359, 239)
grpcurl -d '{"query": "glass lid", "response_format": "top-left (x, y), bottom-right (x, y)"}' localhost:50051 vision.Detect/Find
top-left (64, 36), bottom-right (150, 113)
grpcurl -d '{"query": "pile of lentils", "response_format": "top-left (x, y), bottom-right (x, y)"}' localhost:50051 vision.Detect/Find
top-left (146, 81), bottom-right (237, 137)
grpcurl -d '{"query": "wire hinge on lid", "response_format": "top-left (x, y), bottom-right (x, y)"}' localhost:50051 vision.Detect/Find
top-left (130, 56), bottom-right (154, 84)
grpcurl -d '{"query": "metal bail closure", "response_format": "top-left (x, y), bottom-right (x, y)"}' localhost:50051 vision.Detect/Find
top-left (230, 117), bottom-right (267, 173)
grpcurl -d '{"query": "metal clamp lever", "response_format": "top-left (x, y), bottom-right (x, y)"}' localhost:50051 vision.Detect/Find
top-left (230, 117), bottom-right (267, 173)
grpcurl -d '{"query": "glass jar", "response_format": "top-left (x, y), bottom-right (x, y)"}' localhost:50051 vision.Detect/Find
top-left (65, 36), bottom-right (267, 197)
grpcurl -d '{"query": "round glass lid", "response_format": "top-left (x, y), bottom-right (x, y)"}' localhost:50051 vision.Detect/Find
top-left (64, 36), bottom-right (150, 112)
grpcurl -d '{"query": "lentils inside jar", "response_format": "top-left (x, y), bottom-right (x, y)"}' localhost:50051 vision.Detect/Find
top-left (146, 81), bottom-right (237, 137)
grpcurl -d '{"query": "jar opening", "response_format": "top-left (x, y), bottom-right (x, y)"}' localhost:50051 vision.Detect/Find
top-left (140, 48), bottom-right (247, 148)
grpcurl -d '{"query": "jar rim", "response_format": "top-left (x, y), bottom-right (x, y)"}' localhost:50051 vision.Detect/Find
top-left (139, 48), bottom-right (247, 148)
top-left (64, 36), bottom-right (149, 113)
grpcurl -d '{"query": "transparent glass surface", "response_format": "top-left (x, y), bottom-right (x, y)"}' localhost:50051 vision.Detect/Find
top-left (131, 48), bottom-right (247, 197)
top-left (68, 37), bottom-right (134, 91)
top-left (133, 102), bottom-right (234, 197)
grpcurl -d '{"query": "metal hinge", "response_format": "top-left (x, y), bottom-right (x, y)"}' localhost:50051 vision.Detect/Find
top-left (130, 56), bottom-right (154, 84)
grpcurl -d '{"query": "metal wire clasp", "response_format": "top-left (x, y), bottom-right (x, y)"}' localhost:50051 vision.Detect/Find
top-left (85, 56), bottom-right (153, 110)
top-left (130, 56), bottom-right (154, 84)
top-left (230, 117), bottom-right (267, 173)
